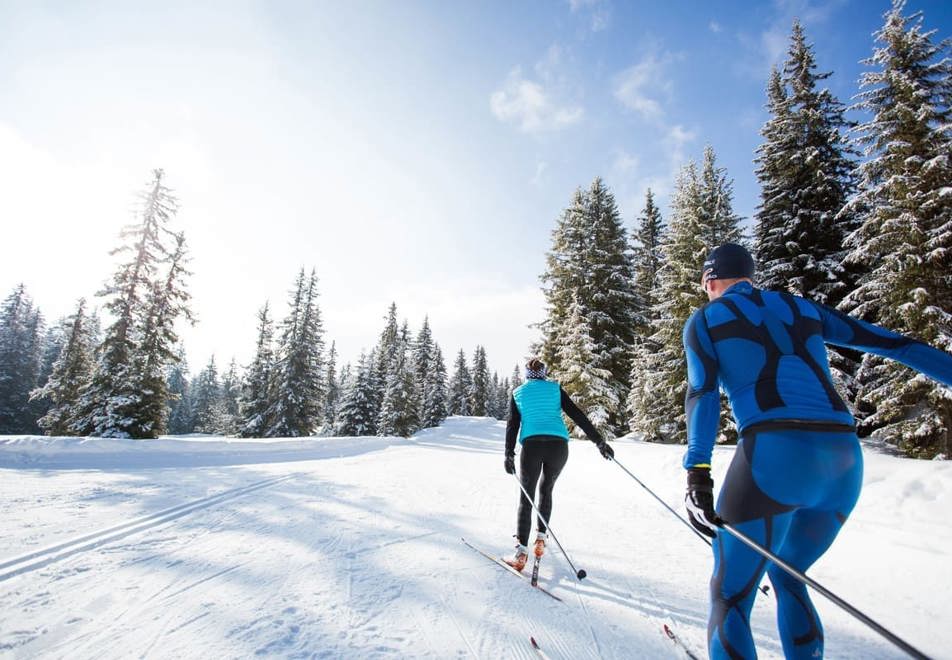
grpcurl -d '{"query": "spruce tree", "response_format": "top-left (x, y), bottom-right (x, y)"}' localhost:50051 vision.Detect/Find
top-left (219, 358), bottom-right (241, 435)
top-left (469, 345), bottom-right (492, 416)
top-left (239, 302), bottom-right (276, 437)
top-left (840, 0), bottom-right (952, 457)
top-left (266, 269), bottom-right (326, 437)
top-left (540, 178), bottom-right (638, 433)
top-left (336, 352), bottom-right (378, 436)
top-left (30, 299), bottom-right (94, 435)
top-left (557, 295), bottom-right (617, 437)
top-left (136, 232), bottom-right (193, 437)
top-left (322, 341), bottom-right (340, 434)
top-left (166, 347), bottom-right (191, 434)
top-left (72, 170), bottom-right (178, 438)
top-left (413, 317), bottom-right (435, 421)
top-left (755, 22), bottom-right (857, 304)
top-left (0, 285), bottom-right (44, 433)
top-left (631, 188), bottom-right (666, 332)
top-left (190, 356), bottom-right (222, 434)
top-left (449, 349), bottom-right (472, 415)
top-left (378, 340), bottom-right (417, 437)
top-left (421, 344), bottom-right (449, 428)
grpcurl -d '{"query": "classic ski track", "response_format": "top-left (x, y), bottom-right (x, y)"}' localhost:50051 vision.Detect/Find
top-left (0, 473), bottom-right (298, 583)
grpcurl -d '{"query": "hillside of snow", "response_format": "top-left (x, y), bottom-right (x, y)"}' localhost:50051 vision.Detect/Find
top-left (1, 417), bottom-right (949, 659)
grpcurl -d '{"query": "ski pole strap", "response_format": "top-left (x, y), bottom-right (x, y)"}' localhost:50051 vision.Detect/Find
top-left (721, 523), bottom-right (930, 660)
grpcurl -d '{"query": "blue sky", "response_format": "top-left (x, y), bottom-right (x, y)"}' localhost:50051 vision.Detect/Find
top-left (2, 0), bottom-right (951, 377)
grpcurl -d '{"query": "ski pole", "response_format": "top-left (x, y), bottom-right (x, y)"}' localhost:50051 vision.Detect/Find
top-left (720, 522), bottom-right (930, 660)
top-left (611, 456), bottom-right (770, 597)
top-left (511, 474), bottom-right (586, 580)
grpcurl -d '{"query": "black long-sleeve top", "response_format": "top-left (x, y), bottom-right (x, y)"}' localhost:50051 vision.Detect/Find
top-left (505, 387), bottom-right (603, 456)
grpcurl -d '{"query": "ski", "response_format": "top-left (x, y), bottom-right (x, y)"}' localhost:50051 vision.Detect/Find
top-left (663, 624), bottom-right (701, 660)
top-left (460, 537), bottom-right (562, 602)
top-left (530, 552), bottom-right (541, 587)
top-left (530, 636), bottom-right (550, 659)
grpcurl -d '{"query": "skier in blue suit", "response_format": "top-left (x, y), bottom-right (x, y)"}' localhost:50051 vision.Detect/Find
top-left (681, 243), bottom-right (952, 659)
top-left (503, 358), bottom-right (614, 571)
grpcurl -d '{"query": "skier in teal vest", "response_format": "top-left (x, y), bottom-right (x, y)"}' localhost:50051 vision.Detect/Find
top-left (503, 358), bottom-right (614, 571)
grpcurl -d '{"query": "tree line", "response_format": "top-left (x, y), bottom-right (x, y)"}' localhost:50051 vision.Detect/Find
top-left (538, 2), bottom-right (951, 459)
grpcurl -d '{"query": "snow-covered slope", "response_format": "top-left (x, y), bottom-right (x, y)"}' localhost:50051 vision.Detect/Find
top-left (0, 417), bottom-right (948, 659)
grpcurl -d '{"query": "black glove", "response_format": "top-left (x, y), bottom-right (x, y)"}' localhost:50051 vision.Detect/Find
top-left (685, 467), bottom-right (721, 538)
top-left (504, 453), bottom-right (516, 475)
top-left (595, 439), bottom-right (614, 460)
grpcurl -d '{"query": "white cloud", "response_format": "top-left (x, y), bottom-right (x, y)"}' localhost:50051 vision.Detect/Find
top-left (530, 160), bottom-right (549, 186)
top-left (612, 54), bottom-right (671, 120)
top-left (568, 0), bottom-right (611, 32)
top-left (491, 46), bottom-right (584, 134)
top-left (612, 150), bottom-right (638, 174)
top-left (709, 20), bottom-right (723, 33)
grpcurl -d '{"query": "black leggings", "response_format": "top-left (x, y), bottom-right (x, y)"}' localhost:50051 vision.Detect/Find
top-left (516, 437), bottom-right (569, 546)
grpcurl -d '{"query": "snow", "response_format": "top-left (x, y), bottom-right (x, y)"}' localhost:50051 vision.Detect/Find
top-left (1, 417), bottom-right (950, 659)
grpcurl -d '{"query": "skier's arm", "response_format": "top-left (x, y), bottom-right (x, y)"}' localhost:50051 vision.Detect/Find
top-left (682, 309), bottom-right (722, 469)
top-left (505, 396), bottom-right (521, 456)
top-left (813, 303), bottom-right (952, 388)
top-left (560, 387), bottom-right (604, 443)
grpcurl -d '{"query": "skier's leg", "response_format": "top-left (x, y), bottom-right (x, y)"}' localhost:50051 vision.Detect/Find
top-left (709, 431), bottom-right (798, 660)
top-left (516, 442), bottom-right (544, 546)
top-left (768, 434), bottom-right (863, 660)
top-left (536, 441), bottom-right (569, 533)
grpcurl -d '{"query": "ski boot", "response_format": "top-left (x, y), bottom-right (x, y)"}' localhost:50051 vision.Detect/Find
top-left (533, 531), bottom-right (548, 558)
top-left (504, 544), bottom-right (529, 572)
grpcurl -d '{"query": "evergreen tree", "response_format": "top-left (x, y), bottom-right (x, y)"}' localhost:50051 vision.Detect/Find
top-left (72, 170), bottom-right (179, 438)
top-left (219, 358), bottom-right (241, 435)
top-left (755, 22), bottom-right (857, 304)
top-left (166, 347), bottom-right (191, 434)
top-left (631, 153), bottom-right (743, 443)
top-left (540, 178), bottom-right (638, 433)
top-left (631, 188), bottom-right (666, 332)
top-left (265, 269), bottom-right (326, 436)
top-left (322, 341), bottom-right (340, 433)
top-left (421, 344), bottom-right (449, 428)
top-left (413, 317), bottom-right (435, 422)
top-left (469, 345), bottom-right (492, 416)
top-left (239, 302), bottom-right (276, 437)
top-left (30, 299), bottom-right (94, 435)
top-left (336, 352), bottom-right (378, 436)
top-left (135, 232), bottom-right (193, 437)
top-left (378, 338), bottom-right (417, 437)
top-left (557, 295), bottom-right (617, 437)
top-left (0, 286), bottom-right (47, 433)
top-left (840, 0), bottom-right (952, 457)
top-left (191, 356), bottom-right (222, 434)
top-left (449, 349), bottom-right (472, 415)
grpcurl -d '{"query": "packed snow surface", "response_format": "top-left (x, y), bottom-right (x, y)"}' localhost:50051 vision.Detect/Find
top-left (1, 417), bottom-right (949, 659)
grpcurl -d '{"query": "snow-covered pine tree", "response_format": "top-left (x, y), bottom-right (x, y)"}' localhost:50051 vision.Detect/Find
top-left (31, 318), bottom-right (67, 427)
top-left (412, 317), bottom-right (435, 421)
top-left (336, 352), bottom-right (378, 436)
top-left (631, 188), bottom-right (666, 332)
top-left (449, 349), bottom-right (472, 415)
top-left (631, 153), bottom-right (744, 444)
top-left (627, 189), bottom-right (667, 434)
top-left (135, 232), bottom-right (194, 437)
top-left (378, 337), bottom-right (417, 437)
top-left (755, 22), bottom-right (857, 304)
top-left (370, 303), bottom-right (400, 429)
top-left (265, 268), bottom-right (326, 437)
top-left (239, 302), bottom-right (276, 437)
top-left (421, 344), bottom-right (449, 428)
top-left (510, 364), bottom-right (523, 392)
top-left (0, 285), bottom-right (45, 433)
top-left (219, 358), bottom-right (241, 436)
top-left (469, 345), bottom-right (491, 416)
top-left (322, 341), bottom-right (340, 434)
top-left (557, 294), bottom-right (617, 438)
top-left (72, 170), bottom-right (178, 438)
top-left (190, 356), bottom-right (222, 434)
top-left (540, 178), bottom-right (638, 433)
top-left (30, 299), bottom-right (94, 435)
top-left (166, 346), bottom-right (191, 434)
top-left (840, 0), bottom-right (952, 457)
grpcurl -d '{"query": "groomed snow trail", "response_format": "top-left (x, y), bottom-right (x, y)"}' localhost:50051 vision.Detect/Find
top-left (1, 417), bottom-right (949, 659)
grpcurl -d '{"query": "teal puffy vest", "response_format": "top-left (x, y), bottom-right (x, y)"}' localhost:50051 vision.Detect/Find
top-left (513, 379), bottom-right (569, 443)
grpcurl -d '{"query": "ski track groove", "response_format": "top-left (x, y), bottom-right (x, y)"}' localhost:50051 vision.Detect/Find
top-left (0, 473), bottom-right (298, 583)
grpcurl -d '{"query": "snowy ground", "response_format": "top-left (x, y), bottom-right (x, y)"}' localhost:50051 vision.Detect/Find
top-left (1, 417), bottom-right (949, 659)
